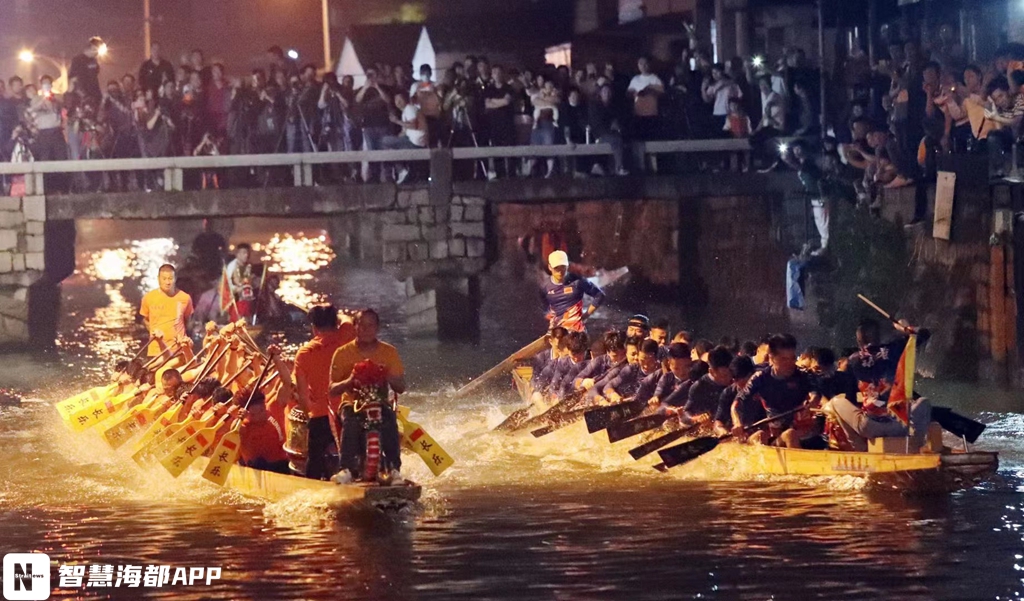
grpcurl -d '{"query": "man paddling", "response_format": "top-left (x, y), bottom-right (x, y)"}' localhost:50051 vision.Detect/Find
top-left (329, 309), bottom-right (405, 483)
top-left (293, 305), bottom-right (355, 480)
top-left (597, 339), bottom-right (661, 404)
top-left (679, 345), bottom-right (734, 423)
top-left (544, 250), bottom-right (605, 332)
top-left (139, 264), bottom-right (194, 357)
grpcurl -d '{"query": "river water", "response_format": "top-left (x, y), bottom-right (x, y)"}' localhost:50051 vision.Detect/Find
top-left (2, 219), bottom-right (1024, 600)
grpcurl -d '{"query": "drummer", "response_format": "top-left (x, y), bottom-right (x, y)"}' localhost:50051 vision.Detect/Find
top-left (292, 305), bottom-right (356, 480)
top-left (544, 250), bottom-right (605, 332)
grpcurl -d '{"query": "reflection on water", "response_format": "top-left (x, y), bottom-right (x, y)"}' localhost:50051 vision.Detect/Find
top-left (6, 225), bottom-right (1024, 599)
top-left (264, 232), bottom-right (336, 275)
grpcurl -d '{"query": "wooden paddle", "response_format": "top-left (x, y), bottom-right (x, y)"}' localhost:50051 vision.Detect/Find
top-left (628, 414), bottom-right (711, 460)
top-left (607, 412), bottom-right (672, 444)
top-left (584, 398), bottom-right (647, 433)
top-left (453, 334), bottom-right (551, 399)
top-left (514, 389), bottom-right (587, 433)
top-left (657, 405), bottom-right (809, 469)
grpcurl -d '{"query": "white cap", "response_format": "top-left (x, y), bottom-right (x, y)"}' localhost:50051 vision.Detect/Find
top-left (548, 250), bottom-right (569, 269)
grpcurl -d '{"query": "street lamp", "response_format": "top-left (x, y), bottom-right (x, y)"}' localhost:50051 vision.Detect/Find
top-left (18, 49), bottom-right (70, 94)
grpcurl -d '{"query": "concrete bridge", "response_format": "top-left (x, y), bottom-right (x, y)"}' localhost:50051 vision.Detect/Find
top-left (0, 141), bottom-right (810, 347)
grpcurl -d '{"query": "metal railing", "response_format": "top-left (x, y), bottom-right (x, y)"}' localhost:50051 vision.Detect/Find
top-left (0, 139), bottom-right (755, 195)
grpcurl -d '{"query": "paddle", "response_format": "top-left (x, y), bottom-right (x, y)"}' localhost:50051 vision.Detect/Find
top-left (584, 398), bottom-right (647, 433)
top-left (396, 405), bottom-right (455, 476)
top-left (493, 406), bottom-right (534, 433)
top-left (628, 414), bottom-right (711, 460)
top-left (198, 360), bottom-right (275, 484)
top-left (514, 389), bottom-right (587, 433)
top-left (453, 334), bottom-right (551, 399)
top-left (607, 412), bottom-right (672, 444)
top-left (657, 405), bottom-right (809, 469)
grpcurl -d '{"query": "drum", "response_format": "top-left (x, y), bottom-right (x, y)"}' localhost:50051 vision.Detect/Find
top-left (283, 406), bottom-right (310, 476)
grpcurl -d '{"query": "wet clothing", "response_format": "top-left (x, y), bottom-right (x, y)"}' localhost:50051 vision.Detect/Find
top-left (602, 365), bottom-right (659, 398)
top-left (684, 375), bottom-right (728, 416)
top-left (735, 367), bottom-right (817, 425)
top-left (543, 274), bottom-right (605, 332)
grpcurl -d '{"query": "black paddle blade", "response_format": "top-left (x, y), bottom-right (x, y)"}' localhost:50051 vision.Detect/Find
top-left (493, 406), bottom-right (532, 432)
top-left (629, 426), bottom-right (693, 460)
top-left (533, 407), bottom-right (592, 437)
top-left (931, 406), bottom-right (986, 444)
top-left (584, 400), bottom-right (646, 433)
top-left (657, 436), bottom-right (720, 468)
top-left (607, 413), bottom-right (668, 443)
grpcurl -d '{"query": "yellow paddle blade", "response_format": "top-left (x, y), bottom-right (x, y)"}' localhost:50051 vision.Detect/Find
top-left (146, 420), bottom-right (197, 463)
top-left (132, 404), bottom-right (182, 453)
top-left (398, 414), bottom-right (454, 477)
top-left (55, 385), bottom-right (116, 420)
top-left (202, 428), bottom-right (242, 486)
top-left (64, 389), bottom-right (139, 433)
top-left (159, 426), bottom-right (219, 478)
top-left (102, 398), bottom-right (162, 449)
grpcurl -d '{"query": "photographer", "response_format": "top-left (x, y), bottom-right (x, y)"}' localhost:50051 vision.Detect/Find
top-left (27, 75), bottom-right (67, 191)
top-left (318, 73), bottom-right (357, 180)
top-left (356, 67), bottom-right (393, 182)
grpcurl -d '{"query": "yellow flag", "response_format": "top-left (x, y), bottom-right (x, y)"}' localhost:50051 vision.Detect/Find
top-left (202, 427), bottom-right (242, 486)
top-left (396, 406), bottom-right (454, 477)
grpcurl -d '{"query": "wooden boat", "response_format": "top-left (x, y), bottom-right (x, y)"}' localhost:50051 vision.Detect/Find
top-left (685, 443), bottom-right (998, 494)
top-left (191, 457), bottom-right (422, 510)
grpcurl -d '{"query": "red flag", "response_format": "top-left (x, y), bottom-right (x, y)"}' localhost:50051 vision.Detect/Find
top-left (218, 267), bottom-right (238, 321)
top-left (887, 334), bottom-right (916, 426)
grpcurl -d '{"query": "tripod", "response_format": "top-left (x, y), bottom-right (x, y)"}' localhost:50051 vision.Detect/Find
top-left (448, 104), bottom-right (489, 179)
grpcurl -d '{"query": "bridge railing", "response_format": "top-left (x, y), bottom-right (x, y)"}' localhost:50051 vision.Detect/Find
top-left (0, 139), bottom-right (754, 195)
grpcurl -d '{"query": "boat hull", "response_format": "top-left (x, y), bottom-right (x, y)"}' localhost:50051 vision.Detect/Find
top-left (193, 458), bottom-right (422, 509)
top-left (694, 444), bottom-right (998, 494)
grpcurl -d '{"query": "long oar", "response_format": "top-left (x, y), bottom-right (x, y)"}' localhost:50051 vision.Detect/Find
top-left (857, 294), bottom-right (901, 326)
top-left (453, 334), bottom-right (550, 399)
top-left (607, 412), bottom-right (672, 444)
top-left (396, 405), bottom-right (455, 476)
top-left (512, 389), bottom-right (586, 434)
top-left (116, 337), bottom-right (153, 374)
top-left (657, 405), bottom-right (809, 469)
top-left (628, 414), bottom-right (711, 460)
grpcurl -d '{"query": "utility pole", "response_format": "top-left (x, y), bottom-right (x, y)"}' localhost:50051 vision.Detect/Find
top-left (144, 0), bottom-right (152, 58)
top-left (322, 0), bottom-right (332, 71)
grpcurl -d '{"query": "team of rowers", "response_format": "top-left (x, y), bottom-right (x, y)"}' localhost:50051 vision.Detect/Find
top-left (136, 263), bottom-right (406, 483)
top-left (537, 249), bottom-right (932, 451)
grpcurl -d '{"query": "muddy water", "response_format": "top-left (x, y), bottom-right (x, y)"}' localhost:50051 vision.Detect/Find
top-left (1, 219), bottom-right (1023, 600)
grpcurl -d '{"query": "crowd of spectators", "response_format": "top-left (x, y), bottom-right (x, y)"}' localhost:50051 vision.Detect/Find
top-left (1, 28), bottom-right (1022, 195)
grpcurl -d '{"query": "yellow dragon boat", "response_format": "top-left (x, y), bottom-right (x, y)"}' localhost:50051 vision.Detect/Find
top-left (191, 457), bottom-right (422, 510)
top-left (502, 365), bottom-right (998, 493)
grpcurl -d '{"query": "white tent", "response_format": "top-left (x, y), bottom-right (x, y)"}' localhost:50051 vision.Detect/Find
top-left (410, 26), bottom-right (436, 80)
top-left (336, 37), bottom-right (366, 88)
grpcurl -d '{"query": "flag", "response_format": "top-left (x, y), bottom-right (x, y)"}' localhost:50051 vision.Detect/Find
top-left (887, 334), bottom-right (916, 425)
top-left (218, 266), bottom-right (238, 321)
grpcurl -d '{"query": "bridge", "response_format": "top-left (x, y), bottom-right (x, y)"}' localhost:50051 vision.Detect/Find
top-left (0, 139), bottom-right (817, 348)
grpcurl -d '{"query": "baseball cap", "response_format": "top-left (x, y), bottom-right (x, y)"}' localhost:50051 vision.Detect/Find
top-left (548, 250), bottom-right (569, 269)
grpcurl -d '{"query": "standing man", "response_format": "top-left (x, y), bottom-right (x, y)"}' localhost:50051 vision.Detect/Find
top-left (139, 42), bottom-right (175, 95)
top-left (69, 37), bottom-right (104, 101)
top-left (139, 264), bottom-right (194, 356)
top-left (329, 309), bottom-right (406, 482)
top-left (292, 305), bottom-right (356, 480)
top-left (544, 250), bottom-right (605, 332)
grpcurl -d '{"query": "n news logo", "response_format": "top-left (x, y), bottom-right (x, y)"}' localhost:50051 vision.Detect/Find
top-left (2, 554), bottom-right (50, 601)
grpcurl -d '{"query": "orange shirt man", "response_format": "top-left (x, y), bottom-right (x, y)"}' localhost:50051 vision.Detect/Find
top-left (292, 305), bottom-right (355, 480)
top-left (139, 264), bottom-right (194, 356)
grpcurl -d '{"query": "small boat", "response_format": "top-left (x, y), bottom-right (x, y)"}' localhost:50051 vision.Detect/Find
top-left (192, 457), bottom-right (422, 510)
top-left (681, 443), bottom-right (998, 494)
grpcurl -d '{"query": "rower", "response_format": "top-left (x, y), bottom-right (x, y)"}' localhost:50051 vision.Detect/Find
top-left (832, 319), bottom-right (933, 451)
top-left (329, 309), bottom-right (405, 483)
top-left (732, 333), bottom-right (819, 448)
top-left (809, 347), bottom-right (858, 404)
top-left (293, 305), bottom-right (356, 480)
top-left (649, 320), bottom-right (670, 347)
top-left (716, 355), bottom-right (756, 436)
top-left (626, 314), bottom-right (650, 339)
top-left (139, 264), bottom-right (194, 357)
top-left (532, 331), bottom-right (589, 403)
top-left (637, 342), bottom-right (692, 406)
top-left (679, 345), bottom-right (734, 422)
top-left (691, 339), bottom-right (713, 363)
top-left (574, 331), bottom-right (625, 391)
top-left (739, 340), bottom-right (759, 359)
top-left (530, 326), bottom-right (568, 391)
top-left (583, 335), bottom-right (639, 401)
top-left (544, 250), bottom-right (605, 332)
top-left (238, 390), bottom-right (290, 474)
top-left (597, 339), bottom-right (661, 404)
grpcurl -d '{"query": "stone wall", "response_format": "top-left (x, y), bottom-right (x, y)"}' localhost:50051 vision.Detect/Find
top-left (380, 189), bottom-right (488, 280)
top-left (0, 195), bottom-right (45, 345)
